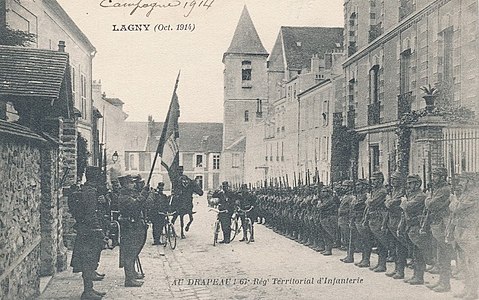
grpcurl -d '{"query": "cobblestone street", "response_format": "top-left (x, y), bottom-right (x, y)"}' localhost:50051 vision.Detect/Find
top-left (40, 195), bottom-right (464, 300)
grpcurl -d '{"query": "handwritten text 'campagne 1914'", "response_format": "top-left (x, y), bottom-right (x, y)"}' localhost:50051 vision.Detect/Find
top-left (99, 0), bottom-right (215, 18)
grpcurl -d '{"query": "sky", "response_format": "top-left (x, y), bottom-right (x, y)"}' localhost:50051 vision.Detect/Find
top-left (57, 0), bottom-right (343, 123)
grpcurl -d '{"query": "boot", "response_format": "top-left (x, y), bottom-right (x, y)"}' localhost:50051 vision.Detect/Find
top-left (373, 255), bottom-right (387, 272)
top-left (125, 279), bottom-right (144, 287)
top-left (426, 281), bottom-right (441, 289)
top-left (92, 289), bottom-right (107, 297)
top-left (81, 291), bottom-right (102, 300)
top-left (385, 270), bottom-right (397, 277)
top-left (322, 245), bottom-right (332, 256)
top-left (356, 259), bottom-right (370, 268)
top-left (392, 271), bottom-right (404, 279)
top-left (432, 283), bottom-right (451, 293)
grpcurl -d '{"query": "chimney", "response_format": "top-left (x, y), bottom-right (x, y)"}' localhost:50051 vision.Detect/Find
top-left (311, 54), bottom-right (320, 75)
top-left (58, 41), bottom-right (66, 52)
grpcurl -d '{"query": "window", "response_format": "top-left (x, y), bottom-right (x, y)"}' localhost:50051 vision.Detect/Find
top-left (400, 49), bottom-right (411, 94)
top-left (80, 73), bottom-right (87, 119)
top-left (213, 154), bottom-right (220, 170)
top-left (322, 100), bottom-right (329, 126)
top-left (439, 27), bottom-right (453, 83)
top-left (369, 65), bottom-right (380, 104)
top-left (244, 110), bottom-right (249, 122)
top-left (370, 145), bottom-right (380, 172)
top-left (195, 154), bottom-right (204, 168)
top-left (195, 175), bottom-right (203, 190)
top-left (129, 153), bottom-right (137, 170)
top-left (71, 66), bottom-right (76, 105)
top-left (232, 153), bottom-right (240, 168)
top-left (242, 61), bottom-right (251, 81)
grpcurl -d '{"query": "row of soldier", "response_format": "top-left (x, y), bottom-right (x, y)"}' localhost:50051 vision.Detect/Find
top-left (69, 166), bottom-right (202, 300)
top-left (251, 168), bottom-right (479, 300)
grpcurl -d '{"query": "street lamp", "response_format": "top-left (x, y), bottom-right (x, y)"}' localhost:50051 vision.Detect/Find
top-left (112, 151), bottom-right (119, 163)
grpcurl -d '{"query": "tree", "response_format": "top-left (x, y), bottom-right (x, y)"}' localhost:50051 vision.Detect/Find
top-left (0, 26), bottom-right (36, 46)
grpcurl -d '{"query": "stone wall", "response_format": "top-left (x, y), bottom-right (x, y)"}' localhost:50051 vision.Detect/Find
top-left (0, 135), bottom-right (42, 300)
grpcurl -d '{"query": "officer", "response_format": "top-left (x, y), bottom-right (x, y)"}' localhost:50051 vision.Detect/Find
top-left (70, 166), bottom-right (106, 300)
top-left (450, 173), bottom-right (479, 299)
top-left (366, 171), bottom-right (389, 273)
top-left (148, 182), bottom-right (169, 245)
top-left (425, 167), bottom-right (453, 293)
top-left (401, 174), bottom-right (429, 285)
top-left (339, 180), bottom-right (356, 263)
top-left (318, 186), bottom-right (338, 256)
top-left (118, 174), bottom-right (148, 287)
top-left (385, 171), bottom-right (408, 279)
top-left (212, 181), bottom-right (235, 243)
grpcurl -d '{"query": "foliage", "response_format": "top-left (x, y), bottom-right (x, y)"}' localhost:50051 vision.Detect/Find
top-left (419, 84), bottom-right (438, 96)
top-left (0, 26), bottom-right (36, 46)
top-left (77, 132), bottom-right (90, 182)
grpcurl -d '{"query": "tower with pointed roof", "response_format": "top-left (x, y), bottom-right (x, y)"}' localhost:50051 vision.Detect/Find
top-left (221, 6), bottom-right (268, 185)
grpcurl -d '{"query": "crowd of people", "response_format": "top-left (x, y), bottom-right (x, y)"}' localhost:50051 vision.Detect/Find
top-left (247, 168), bottom-right (479, 299)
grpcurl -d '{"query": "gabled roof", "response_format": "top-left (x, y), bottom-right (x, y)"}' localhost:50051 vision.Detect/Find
top-left (277, 27), bottom-right (344, 71)
top-left (146, 122), bottom-right (223, 153)
top-left (0, 45), bottom-right (69, 98)
top-left (224, 6), bottom-right (268, 59)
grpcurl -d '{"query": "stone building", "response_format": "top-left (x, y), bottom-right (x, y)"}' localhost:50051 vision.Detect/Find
top-left (221, 6), bottom-right (269, 185)
top-left (3, 0), bottom-right (97, 178)
top-left (342, 0), bottom-right (479, 181)
top-left (123, 118), bottom-right (223, 191)
top-left (0, 45), bottom-right (74, 299)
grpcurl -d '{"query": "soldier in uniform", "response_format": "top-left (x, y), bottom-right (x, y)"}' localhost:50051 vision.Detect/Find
top-left (401, 174), bottom-right (429, 285)
top-left (148, 182), bottom-right (169, 245)
top-left (238, 184), bottom-right (257, 242)
top-left (425, 167), bottom-right (453, 292)
top-left (318, 186), bottom-right (339, 256)
top-left (385, 171), bottom-right (408, 279)
top-left (366, 171), bottom-right (389, 273)
top-left (118, 175), bottom-right (148, 287)
top-left (450, 173), bottom-right (479, 299)
top-left (353, 179), bottom-right (370, 267)
top-left (212, 181), bottom-right (235, 243)
top-left (70, 166), bottom-right (106, 300)
top-left (338, 180), bottom-right (356, 263)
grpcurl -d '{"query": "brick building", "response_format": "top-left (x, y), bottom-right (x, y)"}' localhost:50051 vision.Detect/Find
top-left (343, 0), bottom-right (479, 181)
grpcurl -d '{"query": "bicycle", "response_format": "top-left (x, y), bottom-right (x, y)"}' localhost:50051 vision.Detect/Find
top-left (158, 211), bottom-right (177, 250)
top-left (238, 207), bottom-right (253, 244)
top-left (210, 208), bottom-right (229, 246)
top-left (230, 210), bottom-right (241, 242)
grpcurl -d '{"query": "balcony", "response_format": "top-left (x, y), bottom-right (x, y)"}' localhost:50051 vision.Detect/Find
top-left (368, 101), bottom-right (381, 126)
top-left (347, 108), bottom-right (355, 129)
top-left (398, 91), bottom-right (412, 117)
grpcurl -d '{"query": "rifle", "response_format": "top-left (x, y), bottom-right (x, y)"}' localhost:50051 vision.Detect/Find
top-left (135, 257), bottom-right (144, 276)
top-left (419, 183), bottom-right (433, 235)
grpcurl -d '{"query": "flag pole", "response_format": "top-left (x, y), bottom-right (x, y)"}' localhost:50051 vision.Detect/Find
top-left (147, 70), bottom-right (181, 186)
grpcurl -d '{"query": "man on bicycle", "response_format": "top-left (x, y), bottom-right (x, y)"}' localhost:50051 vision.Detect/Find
top-left (237, 184), bottom-right (257, 242)
top-left (147, 182), bottom-right (169, 245)
top-left (212, 181), bottom-right (235, 243)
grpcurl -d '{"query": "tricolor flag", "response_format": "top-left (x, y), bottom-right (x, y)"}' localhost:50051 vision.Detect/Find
top-left (147, 71), bottom-right (181, 186)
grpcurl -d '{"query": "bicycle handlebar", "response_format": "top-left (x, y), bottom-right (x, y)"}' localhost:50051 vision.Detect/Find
top-left (209, 208), bottom-right (228, 214)
top-left (158, 211), bottom-right (177, 217)
top-left (237, 207), bottom-right (253, 213)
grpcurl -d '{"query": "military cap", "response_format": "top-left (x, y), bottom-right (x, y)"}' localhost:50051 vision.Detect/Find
top-left (222, 181), bottom-right (229, 186)
top-left (118, 174), bottom-right (134, 186)
top-left (371, 171), bottom-right (384, 180)
top-left (390, 171), bottom-right (402, 180)
top-left (342, 180), bottom-right (354, 187)
top-left (432, 167), bottom-right (448, 177)
top-left (157, 182), bottom-right (165, 187)
top-left (406, 174), bottom-right (422, 184)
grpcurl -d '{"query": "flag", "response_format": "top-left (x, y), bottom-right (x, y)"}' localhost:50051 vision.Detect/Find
top-left (147, 71), bottom-right (181, 186)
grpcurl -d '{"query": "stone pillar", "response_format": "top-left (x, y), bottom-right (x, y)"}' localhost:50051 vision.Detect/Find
top-left (60, 118), bottom-right (78, 250)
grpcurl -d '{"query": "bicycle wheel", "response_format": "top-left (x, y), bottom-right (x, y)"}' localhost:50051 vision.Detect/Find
top-left (245, 218), bottom-right (253, 244)
top-left (213, 220), bottom-right (220, 246)
top-left (230, 218), bottom-right (239, 241)
top-left (160, 224), bottom-right (168, 247)
top-left (167, 223), bottom-right (177, 250)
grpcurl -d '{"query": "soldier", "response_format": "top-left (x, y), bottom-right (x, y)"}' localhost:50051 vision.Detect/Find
top-left (401, 174), bottom-right (429, 285)
top-left (70, 166), bottom-right (106, 300)
top-left (425, 167), bottom-right (453, 293)
top-left (171, 166), bottom-right (204, 239)
top-left (148, 182), bottom-right (169, 245)
top-left (118, 175), bottom-right (148, 287)
top-left (338, 180), bottom-right (355, 263)
top-left (212, 181), bottom-right (235, 243)
top-left (366, 171), bottom-right (389, 273)
top-left (449, 173), bottom-right (479, 299)
top-left (238, 184), bottom-right (257, 242)
top-left (385, 171), bottom-right (408, 279)
top-left (352, 179), bottom-right (370, 267)
top-left (318, 186), bottom-right (339, 256)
